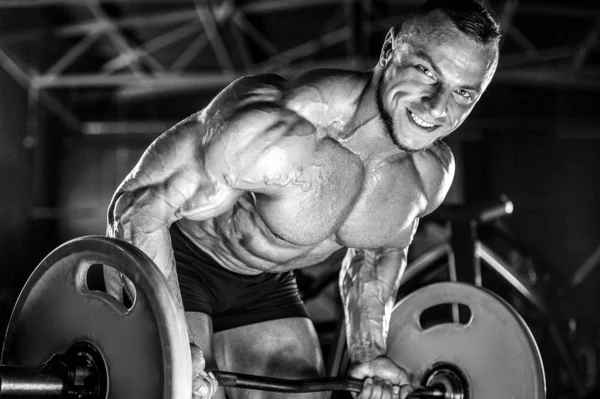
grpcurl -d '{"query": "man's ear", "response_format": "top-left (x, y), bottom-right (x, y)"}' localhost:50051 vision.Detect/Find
top-left (379, 28), bottom-right (396, 67)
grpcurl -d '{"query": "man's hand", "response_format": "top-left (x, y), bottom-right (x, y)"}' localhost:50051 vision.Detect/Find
top-left (191, 344), bottom-right (218, 398)
top-left (348, 356), bottom-right (413, 399)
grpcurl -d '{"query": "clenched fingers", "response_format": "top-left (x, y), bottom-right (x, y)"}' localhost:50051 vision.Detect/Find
top-left (358, 377), bottom-right (412, 399)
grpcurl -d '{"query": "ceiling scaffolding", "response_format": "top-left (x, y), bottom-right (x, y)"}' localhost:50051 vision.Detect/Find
top-left (0, 0), bottom-right (599, 131)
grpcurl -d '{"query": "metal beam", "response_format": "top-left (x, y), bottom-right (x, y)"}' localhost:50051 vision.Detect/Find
top-left (83, 121), bottom-right (176, 135)
top-left (0, 47), bottom-right (80, 130)
top-left (170, 33), bottom-right (209, 72)
top-left (58, 9), bottom-right (197, 37)
top-left (4, 0), bottom-right (600, 121)
top-left (257, 27), bottom-right (350, 71)
top-left (82, 117), bottom-right (600, 138)
top-left (45, 31), bottom-right (99, 76)
top-left (30, 63), bottom-right (600, 93)
top-left (571, 16), bottom-right (600, 73)
top-left (0, 0), bottom-right (424, 7)
top-left (195, 0), bottom-right (235, 73)
top-left (33, 72), bottom-right (237, 89)
top-left (0, 0), bottom-right (349, 9)
top-left (116, 59), bottom-right (370, 98)
top-left (87, 2), bottom-right (164, 74)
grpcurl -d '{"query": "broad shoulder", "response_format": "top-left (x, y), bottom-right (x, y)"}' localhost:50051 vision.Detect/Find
top-left (411, 141), bottom-right (455, 216)
top-left (199, 74), bottom-right (325, 193)
top-left (171, 74), bottom-right (293, 168)
top-left (203, 73), bottom-right (287, 121)
top-left (200, 69), bottom-right (362, 134)
top-left (284, 69), bottom-right (366, 118)
top-left (205, 69), bottom-right (359, 114)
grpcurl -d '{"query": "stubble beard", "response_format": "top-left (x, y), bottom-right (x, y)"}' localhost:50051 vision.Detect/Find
top-left (375, 73), bottom-right (437, 154)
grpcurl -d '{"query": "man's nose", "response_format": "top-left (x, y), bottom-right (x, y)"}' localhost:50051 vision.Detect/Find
top-left (423, 86), bottom-right (449, 119)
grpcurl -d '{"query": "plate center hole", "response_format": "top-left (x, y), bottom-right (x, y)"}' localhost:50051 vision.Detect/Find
top-left (419, 303), bottom-right (472, 329)
top-left (85, 263), bottom-right (136, 310)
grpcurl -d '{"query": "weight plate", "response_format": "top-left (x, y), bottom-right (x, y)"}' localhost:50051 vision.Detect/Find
top-left (1, 236), bottom-right (192, 399)
top-left (387, 282), bottom-right (545, 399)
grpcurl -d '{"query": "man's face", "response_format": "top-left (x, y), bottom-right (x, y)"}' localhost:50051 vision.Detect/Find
top-left (377, 14), bottom-right (498, 152)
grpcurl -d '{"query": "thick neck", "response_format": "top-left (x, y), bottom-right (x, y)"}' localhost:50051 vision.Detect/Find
top-left (343, 69), bottom-right (379, 138)
top-left (339, 67), bottom-right (401, 160)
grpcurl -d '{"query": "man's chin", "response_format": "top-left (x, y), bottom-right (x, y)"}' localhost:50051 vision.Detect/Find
top-left (392, 133), bottom-right (430, 153)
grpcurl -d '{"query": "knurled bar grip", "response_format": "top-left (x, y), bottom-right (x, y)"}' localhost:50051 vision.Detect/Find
top-left (212, 371), bottom-right (364, 393)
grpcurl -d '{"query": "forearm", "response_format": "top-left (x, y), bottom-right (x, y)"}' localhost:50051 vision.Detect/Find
top-left (340, 247), bottom-right (406, 364)
top-left (107, 191), bottom-right (193, 343)
top-left (108, 187), bottom-right (178, 271)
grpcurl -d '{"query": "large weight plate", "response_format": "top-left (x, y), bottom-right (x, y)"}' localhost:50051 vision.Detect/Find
top-left (387, 282), bottom-right (545, 398)
top-left (1, 236), bottom-right (192, 399)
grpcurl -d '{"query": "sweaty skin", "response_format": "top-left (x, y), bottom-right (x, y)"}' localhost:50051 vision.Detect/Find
top-left (107, 11), bottom-right (497, 399)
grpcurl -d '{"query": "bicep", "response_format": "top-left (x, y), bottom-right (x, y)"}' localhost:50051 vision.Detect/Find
top-left (341, 218), bottom-right (418, 289)
top-left (379, 217), bottom-right (419, 285)
top-left (414, 142), bottom-right (455, 216)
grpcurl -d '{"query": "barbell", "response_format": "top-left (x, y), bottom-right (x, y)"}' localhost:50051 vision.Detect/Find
top-left (0, 236), bottom-right (546, 398)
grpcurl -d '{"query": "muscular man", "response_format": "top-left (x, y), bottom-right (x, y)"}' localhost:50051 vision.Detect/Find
top-left (106, 1), bottom-right (500, 398)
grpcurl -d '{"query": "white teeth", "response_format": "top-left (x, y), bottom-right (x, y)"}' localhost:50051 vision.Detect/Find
top-left (409, 111), bottom-right (435, 128)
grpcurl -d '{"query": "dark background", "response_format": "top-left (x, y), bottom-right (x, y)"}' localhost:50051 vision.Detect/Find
top-left (1, 0), bottom-right (599, 397)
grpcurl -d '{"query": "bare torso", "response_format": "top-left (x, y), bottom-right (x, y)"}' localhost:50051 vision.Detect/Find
top-left (105, 15), bottom-right (490, 395)
top-left (171, 71), bottom-right (453, 275)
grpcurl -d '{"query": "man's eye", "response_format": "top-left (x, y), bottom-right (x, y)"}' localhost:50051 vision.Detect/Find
top-left (456, 89), bottom-right (473, 101)
top-left (416, 65), bottom-right (434, 79)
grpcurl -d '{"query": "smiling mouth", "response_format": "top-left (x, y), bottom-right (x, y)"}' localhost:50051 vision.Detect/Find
top-left (407, 109), bottom-right (439, 132)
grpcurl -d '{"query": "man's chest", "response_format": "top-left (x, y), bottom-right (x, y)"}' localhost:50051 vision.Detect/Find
top-left (335, 158), bottom-right (426, 248)
top-left (253, 155), bottom-right (427, 249)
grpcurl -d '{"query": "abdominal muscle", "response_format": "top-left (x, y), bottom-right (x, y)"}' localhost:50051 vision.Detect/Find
top-left (174, 200), bottom-right (345, 276)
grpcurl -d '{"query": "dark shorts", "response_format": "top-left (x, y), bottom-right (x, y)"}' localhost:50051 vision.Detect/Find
top-left (170, 224), bottom-right (309, 332)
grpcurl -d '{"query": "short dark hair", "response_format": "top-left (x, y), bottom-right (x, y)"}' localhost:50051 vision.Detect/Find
top-left (405, 0), bottom-right (501, 47)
